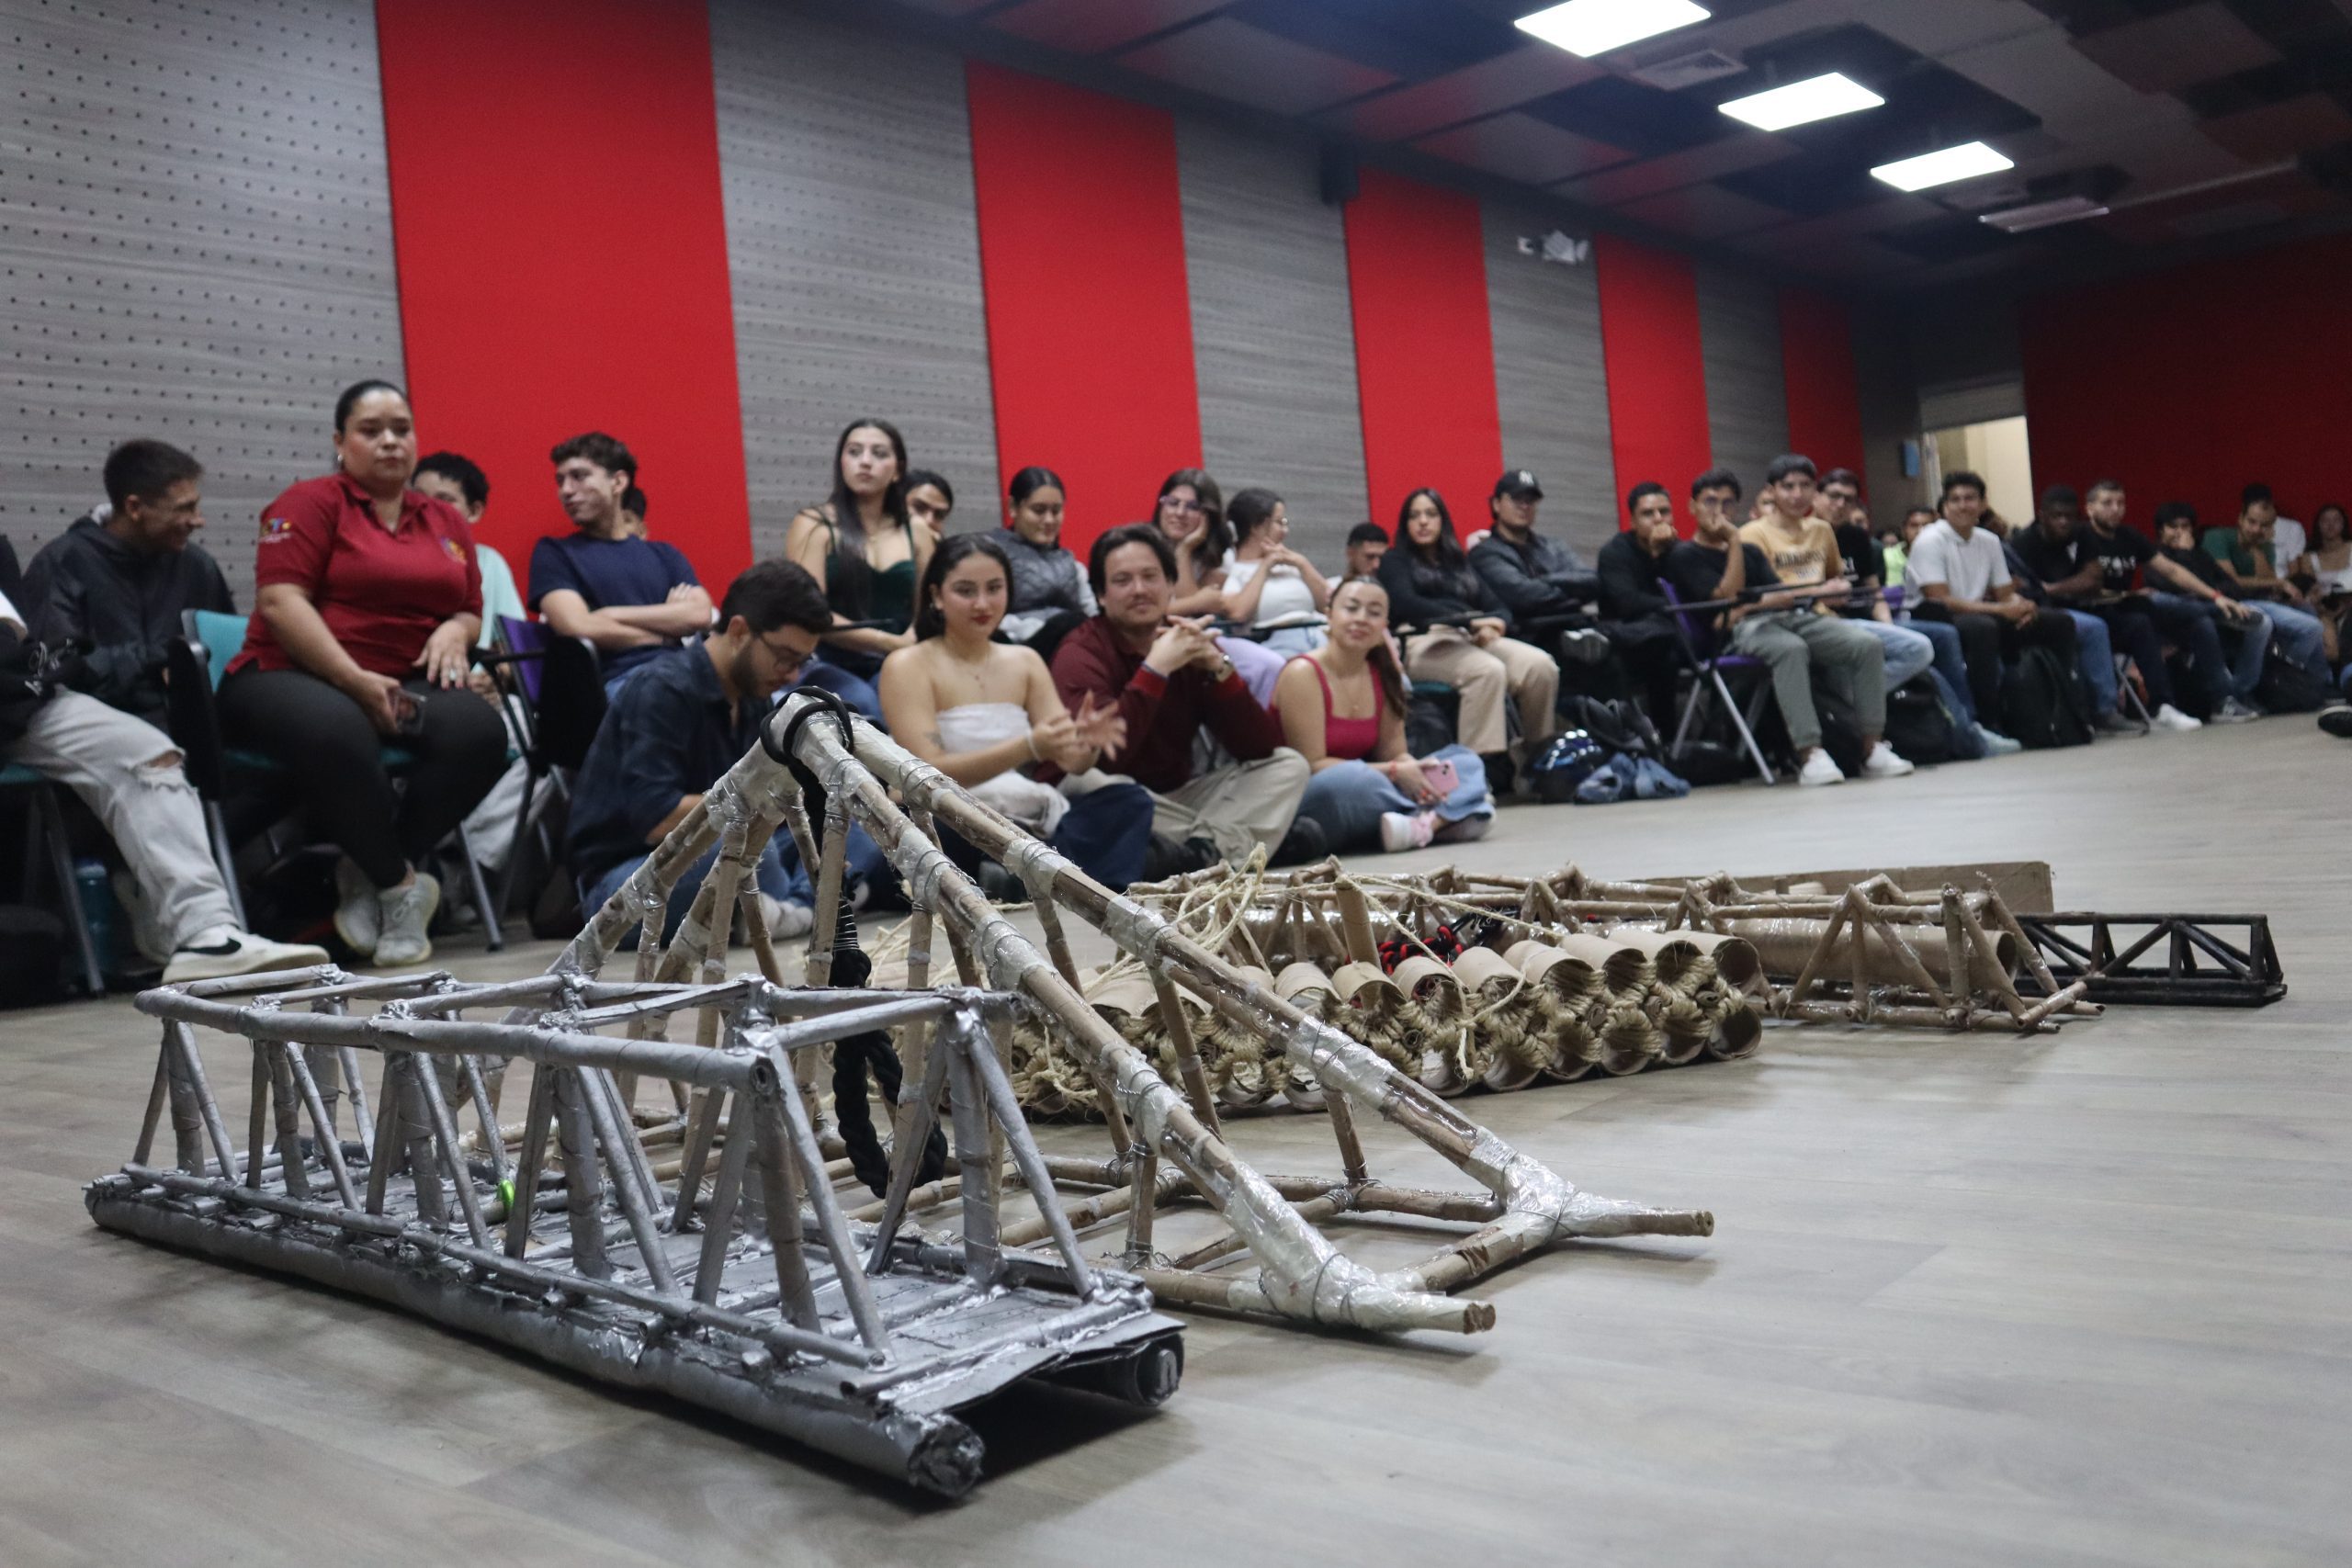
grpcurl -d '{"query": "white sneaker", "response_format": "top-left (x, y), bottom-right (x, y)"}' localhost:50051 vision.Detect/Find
top-left (1797, 750), bottom-right (1845, 787)
top-left (2153, 703), bottom-right (2202, 732)
top-left (1861, 740), bottom-right (1915, 779)
top-left (1975, 725), bottom-right (2024, 755)
top-left (372, 873), bottom-right (440, 967)
top-left (163, 927), bottom-right (330, 985)
top-left (1378, 810), bottom-right (1436, 852)
top-left (333, 856), bottom-right (379, 956)
top-left (759, 893), bottom-right (814, 939)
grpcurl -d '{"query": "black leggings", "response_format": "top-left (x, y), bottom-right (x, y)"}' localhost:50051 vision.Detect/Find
top-left (220, 668), bottom-right (510, 888)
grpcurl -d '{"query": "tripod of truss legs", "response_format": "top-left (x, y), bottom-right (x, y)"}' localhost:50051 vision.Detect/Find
top-left (542, 694), bottom-right (1712, 1334)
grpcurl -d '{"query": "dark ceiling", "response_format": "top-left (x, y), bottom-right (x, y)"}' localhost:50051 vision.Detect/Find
top-left (883, 0), bottom-right (2352, 291)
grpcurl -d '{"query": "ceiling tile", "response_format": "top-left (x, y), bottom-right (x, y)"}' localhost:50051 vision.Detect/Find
top-left (2070, 3), bottom-right (2279, 95)
top-left (1612, 182), bottom-right (1789, 240)
top-left (1415, 112), bottom-right (1632, 185)
top-left (989, 0), bottom-right (1233, 55)
top-left (2200, 93), bottom-right (2352, 163)
top-left (1325, 46), bottom-right (1604, 141)
top-left (1116, 17), bottom-right (1396, 115)
top-left (1552, 133), bottom-right (1794, 206)
top-left (891, 0), bottom-right (1001, 14)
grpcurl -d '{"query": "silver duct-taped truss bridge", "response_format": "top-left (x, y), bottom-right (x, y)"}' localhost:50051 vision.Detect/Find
top-left (87, 971), bottom-right (1180, 1497)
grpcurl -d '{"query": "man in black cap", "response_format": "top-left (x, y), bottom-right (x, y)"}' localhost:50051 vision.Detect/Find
top-left (1470, 468), bottom-right (1616, 667)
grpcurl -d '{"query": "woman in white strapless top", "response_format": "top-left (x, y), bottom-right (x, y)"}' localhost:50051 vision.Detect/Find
top-left (878, 533), bottom-right (1158, 892)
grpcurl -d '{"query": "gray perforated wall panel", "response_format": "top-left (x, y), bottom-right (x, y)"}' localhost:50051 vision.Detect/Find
top-left (0, 0), bottom-right (405, 600)
top-left (1698, 266), bottom-right (1791, 498)
top-left (1481, 198), bottom-right (1616, 556)
top-left (1176, 118), bottom-right (1367, 562)
top-left (709, 0), bottom-right (1000, 559)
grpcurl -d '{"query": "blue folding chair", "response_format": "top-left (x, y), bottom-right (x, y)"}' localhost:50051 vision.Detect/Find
top-left (175, 608), bottom-right (504, 950)
top-left (1659, 583), bottom-right (1778, 784)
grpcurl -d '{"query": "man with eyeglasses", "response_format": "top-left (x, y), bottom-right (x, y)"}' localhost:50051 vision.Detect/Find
top-left (569, 559), bottom-right (882, 941)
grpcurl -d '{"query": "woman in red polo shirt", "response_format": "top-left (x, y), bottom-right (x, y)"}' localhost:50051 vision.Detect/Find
top-left (219, 379), bottom-right (509, 966)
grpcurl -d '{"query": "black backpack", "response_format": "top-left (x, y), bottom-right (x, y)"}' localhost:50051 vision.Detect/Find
top-left (1883, 674), bottom-right (1959, 764)
top-left (2255, 649), bottom-right (2330, 713)
top-left (2002, 646), bottom-right (2094, 749)
top-left (1558, 694), bottom-right (1660, 759)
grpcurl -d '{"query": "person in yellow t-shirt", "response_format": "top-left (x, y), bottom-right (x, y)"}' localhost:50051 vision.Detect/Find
top-left (1743, 455), bottom-right (1935, 690)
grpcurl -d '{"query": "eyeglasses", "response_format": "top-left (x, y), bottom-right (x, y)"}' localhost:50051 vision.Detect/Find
top-left (1159, 497), bottom-right (1203, 514)
top-left (755, 634), bottom-right (811, 675)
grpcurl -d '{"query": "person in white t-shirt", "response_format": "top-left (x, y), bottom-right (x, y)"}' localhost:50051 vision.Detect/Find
top-left (1220, 487), bottom-right (1330, 654)
top-left (1904, 469), bottom-right (2077, 728)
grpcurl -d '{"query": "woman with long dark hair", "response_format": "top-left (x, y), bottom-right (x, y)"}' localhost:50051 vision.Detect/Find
top-left (995, 465), bottom-right (1097, 663)
top-left (1219, 487), bottom-right (1330, 653)
top-left (784, 418), bottom-right (931, 710)
top-left (878, 533), bottom-right (1152, 890)
top-left (2290, 502), bottom-right (2352, 671)
top-left (219, 378), bottom-right (510, 965)
top-left (1376, 486), bottom-right (1557, 782)
top-left (1155, 467), bottom-right (1230, 616)
top-left (1272, 575), bottom-right (1491, 852)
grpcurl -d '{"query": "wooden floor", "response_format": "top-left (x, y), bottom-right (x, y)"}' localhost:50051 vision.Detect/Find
top-left (4, 718), bottom-right (2346, 1566)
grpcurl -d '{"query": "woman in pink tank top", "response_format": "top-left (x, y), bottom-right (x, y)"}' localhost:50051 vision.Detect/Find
top-left (1270, 574), bottom-right (1493, 853)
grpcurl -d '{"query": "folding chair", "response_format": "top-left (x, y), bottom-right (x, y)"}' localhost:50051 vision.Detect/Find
top-left (1659, 583), bottom-right (1777, 784)
top-left (2113, 649), bottom-right (2155, 728)
top-left (176, 609), bottom-right (505, 951)
top-left (0, 762), bottom-right (106, 994)
top-left (486, 615), bottom-right (605, 918)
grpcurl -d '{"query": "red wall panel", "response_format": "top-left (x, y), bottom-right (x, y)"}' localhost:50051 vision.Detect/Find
top-left (1778, 288), bottom-right (1867, 493)
top-left (375, 0), bottom-right (751, 587)
top-left (1593, 233), bottom-right (1711, 534)
top-left (1342, 167), bottom-right (1503, 534)
top-left (2023, 233), bottom-right (2352, 531)
top-left (965, 62), bottom-right (1200, 559)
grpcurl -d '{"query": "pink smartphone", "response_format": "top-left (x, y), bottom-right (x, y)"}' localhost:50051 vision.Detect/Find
top-left (1416, 758), bottom-right (1458, 797)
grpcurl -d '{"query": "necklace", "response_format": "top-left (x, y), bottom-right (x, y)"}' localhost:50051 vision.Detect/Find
top-left (941, 640), bottom-right (993, 685)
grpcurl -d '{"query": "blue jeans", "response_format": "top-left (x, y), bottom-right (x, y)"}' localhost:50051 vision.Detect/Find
top-left (1855, 618), bottom-right (1933, 686)
top-left (942, 780), bottom-right (1157, 891)
top-left (2149, 592), bottom-right (2267, 704)
top-left (2247, 600), bottom-right (2325, 675)
top-left (1900, 614), bottom-right (1977, 726)
top-left (1295, 745), bottom-right (1490, 853)
top-left (790, 659), bottom-right (884, 724)
top-left (2061, 609), bottom-right (2118, 714)
top-left (583, 825), bottom-right (888, 943)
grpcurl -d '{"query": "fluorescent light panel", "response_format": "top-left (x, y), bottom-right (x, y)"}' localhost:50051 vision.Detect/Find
top-left (1717, 72), bottom-right (1883, 131)
top-left (1515, 0), bottom-right (1710, 59)
top-left (1871, 141), bottom-right (2014, 192)
top-left (1979, 195), bottom-right (2109, 234)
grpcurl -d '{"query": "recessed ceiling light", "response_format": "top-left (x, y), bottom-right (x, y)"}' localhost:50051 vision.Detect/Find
top-left (1515, 0), bottom-right (1711, 60)
top-left (1718, 72), bottom-right (1884, 132)
top-left (1871, 141), bottom-right (2015, 193)
top-left (1979, 195), bottom-right (2109, 234)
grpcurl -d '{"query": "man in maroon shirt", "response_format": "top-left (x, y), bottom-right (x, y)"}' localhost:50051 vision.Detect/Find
top-left (1052, 525), bottom-right (1308, 869)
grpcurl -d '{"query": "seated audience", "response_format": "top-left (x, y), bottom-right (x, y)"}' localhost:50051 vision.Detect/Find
top-left (994, 465), bottom-right (1097, 663)
top-left (1051, 525), bottom-right (1308, 869)
top-left (1343, 521), bottom-right (1388, 580)
top-left (1672, 479), bottom-right (1910, 787)
top-left (1905, 469), bottom-right (2077, 728)
top-left (904, 468), bottom-right (956, 538)
top-left (2009, 485), bottom-right (2198, 732)
top-left (2155, 502), bottom-right (2273, 720)
top-left (2199, 498), bottom-right (2327, 675)
top-left (1741, 454), bottom-right (1934, 690)
top-left (411, 451), bottom-right (524, 641)
top-left (1815, 468), bottom-right (1984, 756)
top-left (1881, 505), bottom-right (1934, 585)
top-left (1273, 574), bottom-right (1491, 854)
top-left (1468, 468), bottom-right (1612, 669)
top-left (1595, 481), bottom-right (1684, 729)
top-left (9, 440), bottom-right (324, 981)
top-left (2085, 483), bottom-right (2264, 721)
top-left (2288, 502), bottom-right (2350, 670)
top-left (1378, 487), bottom-right (1559, 783)
top-left (785, 418), bottom-right (930, 711)
top-left (878, 535), bottom-right (1152, 892)
top-left (531, 432), bottom-right (710, 696)
top-left (219, 380), bottom-right (510, 966)
top-left (1220, 487), bottom-right (1330, 653)
top-left (570, 560), bottom-right (877, 942)
top-left (1150, 468), bottom-right (1283, 701)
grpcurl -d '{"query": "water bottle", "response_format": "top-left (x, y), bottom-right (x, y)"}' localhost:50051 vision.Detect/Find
top-left (73, 857), bottom-right (118, 978)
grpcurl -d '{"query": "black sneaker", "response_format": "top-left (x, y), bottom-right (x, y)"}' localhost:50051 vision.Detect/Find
top-left (1141, 833), bottom-right (1221, 882)
top-left (2319, 705), bottom-right (2352, 739)
top-left (1269, 816), bottom-right (1329, 868)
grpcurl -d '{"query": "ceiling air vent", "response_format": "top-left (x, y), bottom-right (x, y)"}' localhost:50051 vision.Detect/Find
top-left (1627, 46), bottom-right (1745, 93)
